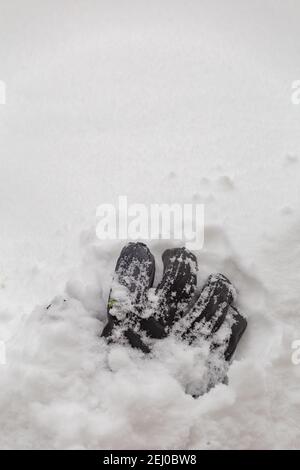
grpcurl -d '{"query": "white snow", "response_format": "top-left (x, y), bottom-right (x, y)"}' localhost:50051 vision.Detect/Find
top-left (1, 0), bottom-right (300, 449)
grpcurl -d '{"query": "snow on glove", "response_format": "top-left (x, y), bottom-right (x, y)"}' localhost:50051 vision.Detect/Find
top-left (101, 242), bottom-right (247, 394)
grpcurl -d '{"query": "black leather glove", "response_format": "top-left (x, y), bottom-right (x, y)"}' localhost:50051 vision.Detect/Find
top-left (102, 242), bottom-right (247, 395)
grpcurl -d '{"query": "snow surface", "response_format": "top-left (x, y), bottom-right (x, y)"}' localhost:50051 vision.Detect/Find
top-left (1, 0), bottom-right (300, 449)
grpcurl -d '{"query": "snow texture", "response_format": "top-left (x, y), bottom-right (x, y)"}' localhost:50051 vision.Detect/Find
top-left (1, 0), bottom-right (300, 449)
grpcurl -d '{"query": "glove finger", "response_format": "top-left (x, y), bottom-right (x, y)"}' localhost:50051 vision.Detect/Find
top-left (186, 306), bottom-right (247, 397)
top-left (111, 241), bottom-right (155, 313)
top-left (101, 313), bottom-right (119, 339)
top-left (153, 247), bottom-right (198, 333)
top-left (210, 305), bottom-right (247, 358)
top-left (101, 242), bottom-right (155, 346)
top-left (179, 273), bottom-right (236, 343)
top-left (223, 306), bottom-right (247, 362)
